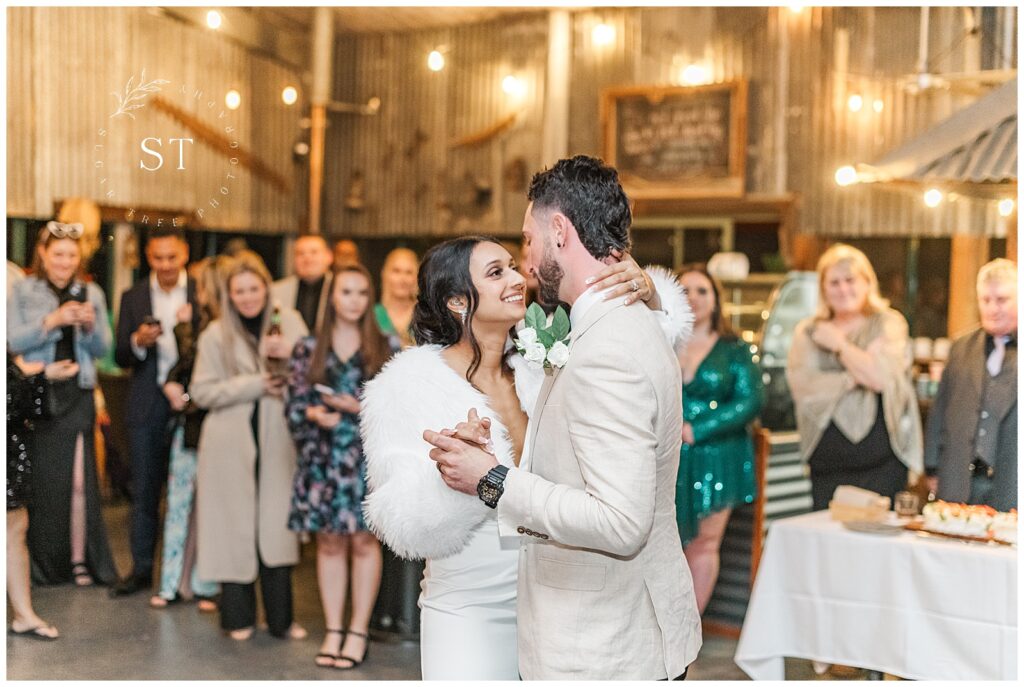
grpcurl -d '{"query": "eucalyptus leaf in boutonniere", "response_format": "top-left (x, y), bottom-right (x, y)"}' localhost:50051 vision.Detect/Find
top-left (514, 303), bottom-right (571, 374)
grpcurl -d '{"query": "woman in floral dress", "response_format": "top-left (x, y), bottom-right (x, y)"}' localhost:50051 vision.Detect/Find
top-left (285, 264), bottom-right (397, 670)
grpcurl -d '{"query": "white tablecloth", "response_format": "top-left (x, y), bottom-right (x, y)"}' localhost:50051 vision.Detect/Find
top-left (735, 510), bottom-right (1017, 681)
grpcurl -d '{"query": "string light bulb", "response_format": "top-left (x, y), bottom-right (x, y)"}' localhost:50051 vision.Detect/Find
top-left (206, 10), bottom-right (222, 30)
top-left (592, 23), bottom-right (615, 46)
top-left (847, 93), bottom-right (863, 112)
top-left (427, 50), bottom-right (445, 72)
top-left (281, 86), bottom-right (298, 106)
top-left (834, 165), bottom-right (858, 187)
top-left (502, 75), bottom-right (525, 98)
top-left (998, 198), bottom-right (1015, 217)
top-left (924, 188), bottom-right (943, 208)
top-left (681, 63), bottom-right (711, 86)
top-left (225, 89), bottom-right (241, 110)
top-left (872, 98), bottom-right (884, 113)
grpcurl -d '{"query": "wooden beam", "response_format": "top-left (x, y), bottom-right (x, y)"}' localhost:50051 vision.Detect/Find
top-left (1006, 210), bottom-right (1017, 264)
top-left (947, 233), bottom-right (989, 337)
top-left (151, 96), bottom-right (290, 193)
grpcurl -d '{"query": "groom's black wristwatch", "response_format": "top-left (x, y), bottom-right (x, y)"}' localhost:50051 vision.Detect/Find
top-left (477, 465), bottom-right (509, 509)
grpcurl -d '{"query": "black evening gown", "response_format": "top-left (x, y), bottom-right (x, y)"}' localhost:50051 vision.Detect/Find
top-left (7, 353), bottom-right (46, 511)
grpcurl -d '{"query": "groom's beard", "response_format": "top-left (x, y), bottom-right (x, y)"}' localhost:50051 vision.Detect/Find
top-left (535, 253), bottom-right (564, 306)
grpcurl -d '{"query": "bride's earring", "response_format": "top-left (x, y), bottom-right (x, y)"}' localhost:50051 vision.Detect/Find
top-left (458, 309), bottom-right (467, 325)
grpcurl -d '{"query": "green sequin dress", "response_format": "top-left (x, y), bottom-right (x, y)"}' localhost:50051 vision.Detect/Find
top-left (676, 337), bottom-right (764, 546)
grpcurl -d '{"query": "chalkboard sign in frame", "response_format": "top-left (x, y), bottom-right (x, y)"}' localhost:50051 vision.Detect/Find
top-left (601, 81), bottom-right (748, 200)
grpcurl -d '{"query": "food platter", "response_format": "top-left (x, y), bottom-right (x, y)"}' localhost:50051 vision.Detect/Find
top-left (904, 520), bottom-right (1016, 547)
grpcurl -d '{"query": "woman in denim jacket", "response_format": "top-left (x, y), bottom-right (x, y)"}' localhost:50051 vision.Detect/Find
top-left (7, 222), bottom-right (117, 586)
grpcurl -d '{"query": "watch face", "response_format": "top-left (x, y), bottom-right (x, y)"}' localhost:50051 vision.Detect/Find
top-left (479, 483), bottom-right (499, 502)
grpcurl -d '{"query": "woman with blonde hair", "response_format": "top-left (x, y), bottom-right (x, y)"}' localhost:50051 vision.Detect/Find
top-left (7, 222), bottom-right (117, 586)
top-left (787, 244), bottom-right (923, 510)
top-left (190, 250), bottom-right (308, 640)
top-left (374, 247), bottom-right (418, 348)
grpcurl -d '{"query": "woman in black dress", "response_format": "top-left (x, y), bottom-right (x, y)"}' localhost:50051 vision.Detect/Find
top-left (7, 352), bottom-right (77, 639)
top-left (787, 244), bottom-right (923, 510)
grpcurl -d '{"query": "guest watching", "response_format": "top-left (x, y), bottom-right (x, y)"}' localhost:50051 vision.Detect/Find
top-left (190, 250), bottom-right (308, 641)
top-left (111, 226), bottom-right (198, 597)
top-left (285, 264), bottom-right (398, 669)
top-left (925, 258), bottom-right (1017, 510)
top-left (374, 247), bottom-right (418, 348)
top-left (675, 265), bottom-right (763, 614)
top-left (333, 239), bottom-right (361, 269)
top-left (7, 222), bottom-right (117, 586)
top-left (787, 244), bottom-right (923, 510)
top-left (7, 352), bottom-right (80, 640)
top-left (272, 235), bottom-right (334, 333)
top-left (150, 256), bottom-right (229, 611)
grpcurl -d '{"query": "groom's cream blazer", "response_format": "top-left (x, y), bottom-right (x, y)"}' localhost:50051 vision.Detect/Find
top-left (497, 296), bottom-right (702, 680)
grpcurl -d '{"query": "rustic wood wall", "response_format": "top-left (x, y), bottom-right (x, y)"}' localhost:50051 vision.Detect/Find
top-left (6, 6), bottom-right (303, 233)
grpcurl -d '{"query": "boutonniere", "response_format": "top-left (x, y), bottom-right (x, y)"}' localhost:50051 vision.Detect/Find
top-left (514, 303), bottom-right (571, 375)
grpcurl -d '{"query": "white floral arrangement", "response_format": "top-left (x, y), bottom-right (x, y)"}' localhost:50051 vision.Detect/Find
top-left (514, 303), bottom-right (571, 374)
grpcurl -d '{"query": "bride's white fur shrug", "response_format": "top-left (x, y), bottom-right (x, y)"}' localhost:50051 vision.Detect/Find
top-left (360, 266), bottom-right (691, 560)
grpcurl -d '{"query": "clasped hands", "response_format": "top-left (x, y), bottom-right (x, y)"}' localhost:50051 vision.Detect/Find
top-left (424, 408), bottom-right (499, 496)
top-left (47, 300), bottom-right (96, 333)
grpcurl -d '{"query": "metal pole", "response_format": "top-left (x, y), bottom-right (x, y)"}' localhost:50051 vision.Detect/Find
top-left (307, 7), bottom-right (334, 236)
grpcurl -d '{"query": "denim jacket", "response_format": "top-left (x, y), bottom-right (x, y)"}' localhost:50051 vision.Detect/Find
top-left (7, 276), bottom-right (112, 389)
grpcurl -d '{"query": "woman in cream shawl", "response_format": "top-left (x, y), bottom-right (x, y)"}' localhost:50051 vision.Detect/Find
top-left (787, 244), bottom-right (922, 510)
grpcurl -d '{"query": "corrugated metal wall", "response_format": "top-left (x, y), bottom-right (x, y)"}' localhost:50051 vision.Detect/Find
top-left (6, 6), bottom-right (302, 233)
top-left (324, 11), bottom-right (550, 239)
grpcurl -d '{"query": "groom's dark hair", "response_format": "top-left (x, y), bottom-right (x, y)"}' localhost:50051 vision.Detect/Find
top-left (527, 155), bottom-right (632, 260)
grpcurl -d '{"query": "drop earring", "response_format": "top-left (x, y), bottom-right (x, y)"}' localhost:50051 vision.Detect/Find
top-left (458, 309), bottom-right (467, 324)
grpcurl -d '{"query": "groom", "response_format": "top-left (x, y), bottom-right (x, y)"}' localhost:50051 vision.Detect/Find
top-left (425, 155), bottom-right (701, 680)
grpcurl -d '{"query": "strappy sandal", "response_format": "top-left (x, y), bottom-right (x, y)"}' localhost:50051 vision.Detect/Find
top-left (333, 629), bottom-right (370, 670)
top-left (71, 562), bottom-right (93, 587)
top-left (8, 623), bottom-right (59, 641)
top-left (315, 628), bottom-right (344, 668)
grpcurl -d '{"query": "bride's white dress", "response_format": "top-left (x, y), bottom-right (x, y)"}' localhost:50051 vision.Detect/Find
top-left (359, 268), bottom-right (690, 681)
top-left (419, 515), bottom-right (520, 679)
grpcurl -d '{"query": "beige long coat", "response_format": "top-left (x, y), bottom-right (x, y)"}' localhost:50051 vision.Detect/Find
top-left (496, 296), bottom-right (702, 680)
top-left (192, 308), bottom-right (307, 583)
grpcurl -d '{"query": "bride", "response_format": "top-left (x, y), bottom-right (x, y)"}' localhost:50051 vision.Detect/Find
top-left (360, 236), bottom-right (689, 680)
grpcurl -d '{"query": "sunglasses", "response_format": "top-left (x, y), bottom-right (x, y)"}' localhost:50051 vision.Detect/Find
top-left (46, 221), bottom-right (84, 239)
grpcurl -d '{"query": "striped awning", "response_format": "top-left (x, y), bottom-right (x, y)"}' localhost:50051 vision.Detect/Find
top-left (856, 78), bottom-right (1017, 196)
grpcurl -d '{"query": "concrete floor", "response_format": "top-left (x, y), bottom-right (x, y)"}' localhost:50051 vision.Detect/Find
top-left (7, 502), bottom-right (858, 680)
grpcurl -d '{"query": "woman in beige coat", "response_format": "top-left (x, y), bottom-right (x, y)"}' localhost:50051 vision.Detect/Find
top-left (191, 250), bottom-right (308, 641)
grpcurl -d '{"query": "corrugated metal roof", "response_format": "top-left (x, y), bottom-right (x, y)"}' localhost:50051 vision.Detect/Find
top-left (859, 78), bottom-right (1017, 186)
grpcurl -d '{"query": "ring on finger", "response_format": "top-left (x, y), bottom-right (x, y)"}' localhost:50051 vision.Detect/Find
top-left (629, 279), bottom-right (640, 292)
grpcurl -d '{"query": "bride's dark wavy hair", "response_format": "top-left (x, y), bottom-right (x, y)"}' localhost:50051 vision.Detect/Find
top-left (413, 235), bottom-right (507, 385)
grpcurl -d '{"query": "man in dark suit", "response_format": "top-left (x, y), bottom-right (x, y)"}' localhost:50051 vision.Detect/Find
top-left (111, 227), bottom-right (198, 596)
top-left (271, 235), bottom-right (333, 333)
top-left (925, 258), bottom-right (1017, 511)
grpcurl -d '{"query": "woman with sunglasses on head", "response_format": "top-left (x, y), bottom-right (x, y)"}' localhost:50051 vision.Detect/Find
top-left (675, 264), bottom-right (763, 615)
top-left (7, 222), bottom-right (117, 587)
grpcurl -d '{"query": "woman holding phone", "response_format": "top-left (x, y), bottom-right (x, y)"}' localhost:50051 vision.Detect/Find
top-left (284, 264), bottom-right (398, 670)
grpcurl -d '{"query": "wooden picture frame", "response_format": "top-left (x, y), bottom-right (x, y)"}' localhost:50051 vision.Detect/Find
top-left (601, 81), bottom-right (748, 200)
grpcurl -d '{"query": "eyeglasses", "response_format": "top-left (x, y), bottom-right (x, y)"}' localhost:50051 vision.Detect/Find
top-left (46, 221), bottom-right (84, 239)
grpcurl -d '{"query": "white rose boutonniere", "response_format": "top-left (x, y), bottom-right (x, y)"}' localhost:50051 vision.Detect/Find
top-left (514, 303), bottom-right (572, 374)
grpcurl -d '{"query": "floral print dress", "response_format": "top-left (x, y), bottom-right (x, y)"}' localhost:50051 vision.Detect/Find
top-left (285, 336), bottom-right (372, 534)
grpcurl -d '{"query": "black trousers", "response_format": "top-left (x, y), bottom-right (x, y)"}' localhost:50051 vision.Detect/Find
top-left (127, 394), bottom-right (171, 575)
top-left (219, 555), bottom-right (294, 636)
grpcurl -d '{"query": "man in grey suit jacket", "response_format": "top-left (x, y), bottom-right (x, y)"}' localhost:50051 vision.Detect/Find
top-left (270, 235), bottom-right (333, 333)
top-left (925, 258), bottom-right (1017, 511)
top-left (426, 156), bottom-right (701, 680)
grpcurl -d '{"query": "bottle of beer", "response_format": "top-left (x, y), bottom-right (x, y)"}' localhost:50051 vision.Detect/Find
top-left (264, 305), bottom-right (288, 376)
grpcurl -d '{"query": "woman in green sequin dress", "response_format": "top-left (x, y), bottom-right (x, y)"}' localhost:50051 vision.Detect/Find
top-left (676, 265), bottom-right (763, 614)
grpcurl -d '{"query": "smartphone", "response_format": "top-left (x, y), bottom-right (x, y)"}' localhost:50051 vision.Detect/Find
top-left (142, 315), bottom-right (163, 331)
top-left (313, 383), bottom-right (336, 396)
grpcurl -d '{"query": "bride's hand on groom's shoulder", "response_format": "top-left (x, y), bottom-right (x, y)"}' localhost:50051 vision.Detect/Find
top-left (440, 408), bottom-right (494, 455)
top-left (423, 427), bottom-right (499, 495)
top-left (588, 251), bottom-right (661, 310)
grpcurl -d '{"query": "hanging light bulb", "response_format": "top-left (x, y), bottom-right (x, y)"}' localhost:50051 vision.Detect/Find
top-left (681, 63), bottom-right (711, 86)
top-left (834, 165), bottom-right (858, 187)
top-left (427, 50), bottom-right (445, 72)
top-left (998, 198), bottom-right (1015, 217)
top-left (872, 98), bottom-right (884, 113)
top-left (502, 75), bottom-right (525, 98)
top-left (788, 4), bottom-right (805, 13)
top-left (847, 93), bottom-right (864, 112)
top-left (206, 10), bottom-right (222, 30)
top-left (924, 188), bottom-right (944, 208)
top-left (281, 86), bottom-right (298, 106)
top-left (225, 89), bottom-right (241, 110)
top-left (592, 23), bottom-right (615, 46)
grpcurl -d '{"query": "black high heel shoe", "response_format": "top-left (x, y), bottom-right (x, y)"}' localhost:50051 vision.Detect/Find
top-left (332, 629), bottom-right (369, 670)
top-left (316, 628), bottom-right (344, 668)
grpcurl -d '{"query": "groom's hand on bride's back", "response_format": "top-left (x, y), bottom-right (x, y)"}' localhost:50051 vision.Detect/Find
top-left (424, 428), bottom-right (498, 495)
